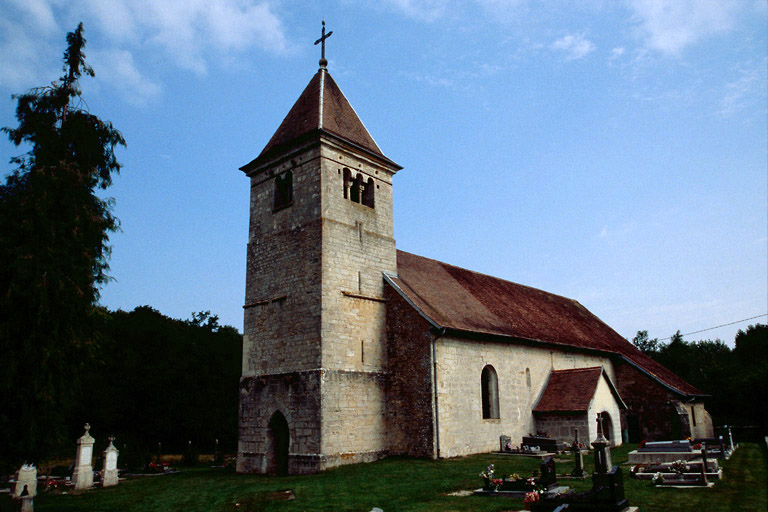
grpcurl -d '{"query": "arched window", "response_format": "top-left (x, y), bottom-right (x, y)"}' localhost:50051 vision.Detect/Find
top-left (273, 170), bottom-right (293, 210)
top-left (362, 177), bottom-right (375, 207)
top-left (341, 168), bottom-right (375, 208)
top-left (342, 168), bottom-right (351, 199)
top-left (481, 365), bottom-right (500, 419)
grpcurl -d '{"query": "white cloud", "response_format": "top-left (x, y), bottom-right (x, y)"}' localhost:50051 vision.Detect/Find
top-left (551, 33), bottom-right (596, 61)
top-left (89, 49), bottom-right (162, 106)
top-left (0, 19), bottom-right (57, 91)
top-left (382, 0), bottom-right (452, 22)
top-left (610, 47), bottom-right (625, 59)
top-left (0, 0), bottom-right (63, 91)
top-left (718, 60), bottom-right (768, 116)
top-left (6, 0), bottom-right (59, 34)
top-left (627, 0), bottom-right (740, 55)
top-left (0, 1), bottom-right (290, 98)
top-left (81, 0), bottom-right (289, 74)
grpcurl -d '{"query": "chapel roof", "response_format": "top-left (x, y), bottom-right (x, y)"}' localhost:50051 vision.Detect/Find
top-left (533, 367), bottom-right (625, 413)
top-left (386, 250), bottom-right (704, 397)
top-left (241, 68), bottom-right (398, 173)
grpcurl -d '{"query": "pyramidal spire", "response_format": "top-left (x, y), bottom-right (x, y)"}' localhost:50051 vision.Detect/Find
top-left (241, 45), bottom-right (399, 173)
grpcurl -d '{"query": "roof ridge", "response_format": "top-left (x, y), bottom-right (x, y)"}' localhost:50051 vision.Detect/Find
top-left (396, 249), bottom-right (583, 305)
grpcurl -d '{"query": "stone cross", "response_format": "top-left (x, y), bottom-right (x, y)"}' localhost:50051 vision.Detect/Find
top-left (591, 413), bottom-right (612, 474)
top-left (72, 423), bottom-right (95, 490)
top-left (700, 442), bottom-right (708, 485)
top-left (314, 19), bottom-right (333, 66)
top-left (102, 435), bottom-right (120, 487)
top-left (726, 425), bottom-right (734, 452)
top-left (571, 428), bottom-right (585, 477)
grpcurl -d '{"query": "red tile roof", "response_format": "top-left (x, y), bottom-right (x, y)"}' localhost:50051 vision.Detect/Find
top-left (241, 69), bottom-right (398, 173)
top-left (534, 367), bottom-right (604, 413)
top-left (387, 250), bottom-right (704, 397)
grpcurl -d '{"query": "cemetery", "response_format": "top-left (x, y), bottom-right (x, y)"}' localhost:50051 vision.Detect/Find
top-left (1, 418), bottom-right (764, 511)
top-left (0, 17), bottom-right (765, 512)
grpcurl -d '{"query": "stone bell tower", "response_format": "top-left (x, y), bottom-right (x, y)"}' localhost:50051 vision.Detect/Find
top-left (236, 47), bottom-right (401, 474)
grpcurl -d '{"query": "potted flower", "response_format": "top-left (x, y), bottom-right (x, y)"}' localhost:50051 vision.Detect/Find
top-left (480, 464), bottom-right (499, 491)
top-left (523, 490), bottom-right (540, 510)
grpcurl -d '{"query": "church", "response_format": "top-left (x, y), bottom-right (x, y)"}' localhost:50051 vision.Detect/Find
top-left (235, 54), bottom-right (713, 475)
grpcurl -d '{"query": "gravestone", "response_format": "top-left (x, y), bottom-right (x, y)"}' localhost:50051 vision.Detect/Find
top-left (72, 423), bottom-right (95, 490)
top-left (540, 457), bottom-right (559, 490)
top-left (571, 429), bottom-right (585, 477)
top-left (530, 420), bottom-right (629, 512)
top-left (523, 435), bottom-right (567, 452)
top-left (591, 414), bottom-right (611, 474)
top-left (499, 435), bottom-right (512, 452)
top-left (102, 435), bottom-right (120, 487)
top-left (13, 464), bottom-right (37, 498)
top-left (214, 438), bottom-right (223, 465)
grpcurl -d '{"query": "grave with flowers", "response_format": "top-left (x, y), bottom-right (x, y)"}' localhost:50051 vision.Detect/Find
top-left (474, 457), bottom-right (569, 498)
top-left (525, 413), bottom-right (635, 512)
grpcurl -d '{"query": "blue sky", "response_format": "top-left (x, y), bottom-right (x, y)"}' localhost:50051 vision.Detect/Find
top-left (1, 0), bottom-right (766, 345)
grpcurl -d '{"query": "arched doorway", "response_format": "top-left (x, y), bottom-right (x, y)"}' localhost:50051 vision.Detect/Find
top-left (601, 411), bottom-right (614, 446)
top-left (267, 411), bottom-right (290, 475)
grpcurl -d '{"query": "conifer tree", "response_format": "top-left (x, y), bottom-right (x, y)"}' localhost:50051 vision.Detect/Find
top-left (0, 23), bottom-right (125, 469)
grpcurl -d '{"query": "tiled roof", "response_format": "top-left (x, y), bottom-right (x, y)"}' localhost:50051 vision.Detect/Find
top-left (387, 250), bottom-right (704, 397)
top-left (534, 367), bottom-right (604, 413)
top-left (241, 69), bottom-right (396, 172)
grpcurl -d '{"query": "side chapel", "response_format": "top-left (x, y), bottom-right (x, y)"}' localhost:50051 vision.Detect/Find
top-left (236, 53), bottom-right (713, 475)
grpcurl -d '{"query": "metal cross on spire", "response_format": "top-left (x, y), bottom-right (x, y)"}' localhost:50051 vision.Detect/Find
top-left (314, 19), bottom-right (333, 68)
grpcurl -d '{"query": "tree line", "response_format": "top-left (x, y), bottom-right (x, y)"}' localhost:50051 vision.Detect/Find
top-left (0, 23), bottom-right (242, 473)
top-left (631, 324), bottom-right (767, 432)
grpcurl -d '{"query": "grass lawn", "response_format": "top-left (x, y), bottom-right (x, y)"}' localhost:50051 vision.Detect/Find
top-left (3, 443), bottom-right (765, 511)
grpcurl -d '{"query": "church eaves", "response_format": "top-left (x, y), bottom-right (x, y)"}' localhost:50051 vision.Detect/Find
top-left (241, 69), bottom-right (398, 173)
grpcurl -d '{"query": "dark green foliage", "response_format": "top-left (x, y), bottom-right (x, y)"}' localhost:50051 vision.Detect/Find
top-left (632, 330), bottom-right (659, 355)
top-left (183, 442), bottom-right (200, 467)
top-left (0, 23), bottom-right (124, 471)
top-left (76, 307), bottom-right (242, 457)
top-left (635, 324), bottom-right (767, 430)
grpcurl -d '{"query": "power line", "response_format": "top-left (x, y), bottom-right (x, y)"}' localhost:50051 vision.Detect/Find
top-left (658, 314), bottom-right (768, 342)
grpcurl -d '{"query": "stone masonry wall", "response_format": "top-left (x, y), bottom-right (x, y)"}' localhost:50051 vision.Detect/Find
top-left (613, 360), bottom-right (694, 441)
top-left (534, 414), bottom-right (590, 446)
top-left (384, 285), bottom-right (436, 457)
top-left (317, 140), bottom-right (398, 466)
top-left (238, 143), bottom-right (326, 473)
top-left (242, 145), bottom-right (323, 377)
top-left (236, 371), bottom-right (322, 475)
top-left (435, 336), bottom-right (616, 458)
